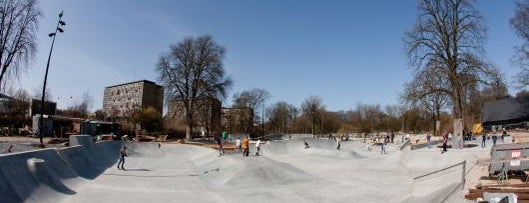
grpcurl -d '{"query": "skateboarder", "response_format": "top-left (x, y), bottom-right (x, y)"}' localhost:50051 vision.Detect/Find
top-left (255, 138), bottom-right (261, 156)
top-left (6, 144), bottom-right (13, 153)
top-left (214, 135), bottom-right (224, 156)
top-left (441, 132), bottom-right (448, 154)
top-left (482, 133), bottom-right (486, 148)
top-left (117, 145), bottom-right (127, 170)
top-left (381, 141), bottom-right (387, 155)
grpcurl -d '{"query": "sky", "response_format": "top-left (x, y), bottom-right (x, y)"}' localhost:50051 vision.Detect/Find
top-left (15, 0), bottom-right (522, 113)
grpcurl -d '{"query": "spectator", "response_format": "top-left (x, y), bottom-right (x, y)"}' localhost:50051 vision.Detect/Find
top-left (242, 136), bottom-right (249, 157)
top-left (235, 137), bottom-right (241, 153)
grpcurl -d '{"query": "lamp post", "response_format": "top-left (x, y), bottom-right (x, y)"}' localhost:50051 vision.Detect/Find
top-left (39, 11), bottom-right (66, 147)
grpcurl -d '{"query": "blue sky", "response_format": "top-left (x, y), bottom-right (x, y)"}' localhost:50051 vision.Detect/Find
top-left (17, 0), bottom-right (521, 112)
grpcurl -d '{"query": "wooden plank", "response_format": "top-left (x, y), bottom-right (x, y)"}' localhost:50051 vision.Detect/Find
top-left (466, 192), bottom-right (529, 201)
top-left (480, 183), bottom-right (529, 188)
top-left (465, 193), bottom-right (482, 200)
top-left (481, 189), bottom-right (529, 193)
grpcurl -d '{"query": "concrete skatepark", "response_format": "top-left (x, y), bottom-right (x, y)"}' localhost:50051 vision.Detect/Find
top-left (0, 134), bottom-right (489, 203)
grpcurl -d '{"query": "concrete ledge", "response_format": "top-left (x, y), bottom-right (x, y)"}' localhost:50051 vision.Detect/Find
top-left (411, 140), bottom-right (444, 150)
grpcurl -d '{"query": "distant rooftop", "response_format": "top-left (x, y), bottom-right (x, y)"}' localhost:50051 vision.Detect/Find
top-left (105, 80), bottom-right (162, 88)
top-left (0, 93), bottom-right (13, 100)
top-left (482, 96), bottom-right (529, 124)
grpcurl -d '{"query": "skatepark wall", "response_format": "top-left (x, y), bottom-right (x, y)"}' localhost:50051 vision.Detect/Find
top-left (0, 135), bottom-right (122, 203)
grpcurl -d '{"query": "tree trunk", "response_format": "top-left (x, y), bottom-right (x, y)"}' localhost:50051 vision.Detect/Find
top-left (0, 66), bottom-right (7, 93)
top-left (185, 111), bottom-right (193, 140)
top-left (453, 85), bottom-right (464, 142)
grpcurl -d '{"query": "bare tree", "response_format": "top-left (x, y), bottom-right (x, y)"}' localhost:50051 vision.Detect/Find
top-left (232, 88), bottom-right (271, 133)
top-left (93, 109), bottom-right (105, 121)
top-left (33, 85), bottom-right (52, 101)
top-left (516, 89), bottom-right (529, 98)
top-left (0, 0), bottom-right (41, 92)
top-left (301, 95), bottom-right (325, 135)
top-left (8, 88), bottom-right (30, 125)
top-left (511, 0), bottom-right (529, 87)
top-left (156, 35), bottom-right (232, 140)
top-left (404, 0), bottom-right (502, 131)
top-left (81, 90), bottom-right (93, 115)
top-left (61, 91), bottom-right (93, 119)
top-left (266, 101), bottom-right (296, 133)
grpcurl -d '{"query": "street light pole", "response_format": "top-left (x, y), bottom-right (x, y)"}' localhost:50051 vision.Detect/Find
top-left (39, 11), bottom-right (66, 147)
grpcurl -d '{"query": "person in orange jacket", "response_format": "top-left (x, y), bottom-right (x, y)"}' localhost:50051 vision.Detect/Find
top-left (242, 136), bottom-right (249, 156)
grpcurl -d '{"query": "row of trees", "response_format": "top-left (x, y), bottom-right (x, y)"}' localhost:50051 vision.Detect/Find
top-left (400, 0), bottom-right (529, 136)
top-left (5, 0), bottom-right (529, 138)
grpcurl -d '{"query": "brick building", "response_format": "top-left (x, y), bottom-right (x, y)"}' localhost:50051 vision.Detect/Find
top-left (221, 107), bottom-right (254, 134)
top-left (103, 80), bottom-right (163, 118)
top-left (165, 97), bottom-right (222, 136)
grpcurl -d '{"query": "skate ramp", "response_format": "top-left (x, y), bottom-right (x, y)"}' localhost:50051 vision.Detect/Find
top-left (0, 135), bottom-right (122, 203)
top-left (123, 143), bottom-right (316, 189)
top-left (261, 138), bottom-right (365, 159)
top-left (0, 136), bottom-right (481, 203)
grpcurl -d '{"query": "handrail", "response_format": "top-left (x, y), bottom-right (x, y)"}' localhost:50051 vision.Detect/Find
top-left (413, 160), bottom-right (466, 182)
top-left (400, 139), bottom-right (411, 150)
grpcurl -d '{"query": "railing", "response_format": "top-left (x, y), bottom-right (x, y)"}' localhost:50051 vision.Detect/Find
top-left (412, 160), bottom-right (466, 201)
top-left (400, 139), bottom-right (411, 151)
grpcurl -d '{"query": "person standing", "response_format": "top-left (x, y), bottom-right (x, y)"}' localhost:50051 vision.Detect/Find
top-left (222, 131), bottom-right (228, 143)
top-left (255, 138), bottom-right (261, 156)
top-left (482, 133), bottom-right (486, 148)
top-left (336, 137), bottom-right (341, 150)
top-left (235, 137), bottom-right (242, 153)
top-left (390, 131), bottom-right (395, 143)
top-left (117, 145), bottom-right (127, 170)
top-left (242, 136), bottom-right (249, 157)
top-left (492, 134), bottom-right (498, 146)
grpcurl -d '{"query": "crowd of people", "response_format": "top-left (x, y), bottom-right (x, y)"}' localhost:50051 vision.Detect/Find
top-left (215, 134), bottom-right (261, 157)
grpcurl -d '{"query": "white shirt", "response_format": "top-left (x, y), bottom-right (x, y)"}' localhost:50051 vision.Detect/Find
top-left (236, 139), bottom-right (241, 147)
top-left (255, 140), bottom-right (261, 147)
